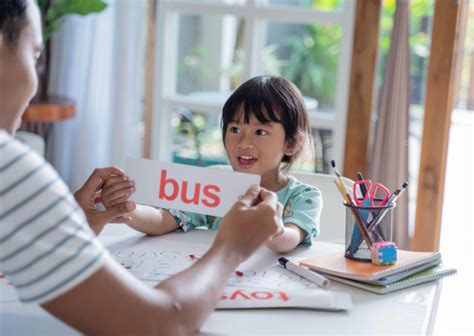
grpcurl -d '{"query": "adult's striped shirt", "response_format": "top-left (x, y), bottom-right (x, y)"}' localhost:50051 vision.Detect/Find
top-left (0, 129), bottom-right (106, 304)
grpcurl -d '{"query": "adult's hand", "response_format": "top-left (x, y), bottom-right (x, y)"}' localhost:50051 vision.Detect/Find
top-left (74, 167), bottom-right (136, 235)
top-left (214, 185), bottom-right (284, 264)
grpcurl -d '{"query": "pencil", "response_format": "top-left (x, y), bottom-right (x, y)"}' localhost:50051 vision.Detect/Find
top-left (331, 160), bottom-right (373, 247)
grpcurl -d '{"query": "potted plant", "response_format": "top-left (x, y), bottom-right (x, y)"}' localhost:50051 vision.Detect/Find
top-left (34, 0), bottom-right (108, 101)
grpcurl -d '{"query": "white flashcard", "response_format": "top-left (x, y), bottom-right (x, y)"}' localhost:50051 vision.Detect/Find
top-left (125, 158), bottom-right (261, 217)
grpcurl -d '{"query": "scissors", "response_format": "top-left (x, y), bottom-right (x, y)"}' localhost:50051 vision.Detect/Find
top-left (347, 180), bottom-right (390, 256)
top-left (353, 180), bottom-right (390, 207)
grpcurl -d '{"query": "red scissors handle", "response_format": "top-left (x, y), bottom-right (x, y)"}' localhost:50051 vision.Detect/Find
top-left (353, 180), bottom-right (390, 207)
top-left (353, 180), bottom-right (372, 206)
top-left (370, 183), bottom-right (390, 206)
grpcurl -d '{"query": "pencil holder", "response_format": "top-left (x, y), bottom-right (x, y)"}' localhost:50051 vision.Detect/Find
top-left (344, 201), bottom-right (395, 262)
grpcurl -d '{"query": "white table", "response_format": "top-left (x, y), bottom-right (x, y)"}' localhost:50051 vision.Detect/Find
top-left (0, 226), bottom-right (442, 335)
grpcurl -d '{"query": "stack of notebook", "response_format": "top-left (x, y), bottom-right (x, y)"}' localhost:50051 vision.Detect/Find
top-left (300, 250), bottom-right (456, 294)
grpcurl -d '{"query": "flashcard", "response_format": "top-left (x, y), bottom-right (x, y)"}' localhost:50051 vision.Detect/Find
top-left (125, 158), bottom-right (260, 216)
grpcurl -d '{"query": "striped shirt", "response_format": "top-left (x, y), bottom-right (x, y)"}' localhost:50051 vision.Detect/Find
top-left (0, 130), bottom-right (106, 304)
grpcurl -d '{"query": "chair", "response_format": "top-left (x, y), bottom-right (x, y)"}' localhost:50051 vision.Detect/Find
top-left (289, 170), bottom-right (352, 244)
top-left (210, 165), bottom-right (352, 244)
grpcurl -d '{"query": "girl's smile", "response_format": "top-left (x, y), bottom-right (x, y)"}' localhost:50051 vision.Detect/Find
top-left (224, 108), bottom-right (294, 191)
top-left (237, 155), bottom-right (258, 169)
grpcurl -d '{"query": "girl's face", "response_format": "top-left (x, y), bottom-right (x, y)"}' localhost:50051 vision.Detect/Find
top-left (224, 106), bottom-right (294, 190)
top-left (0, 0), bottom-right (43, 134)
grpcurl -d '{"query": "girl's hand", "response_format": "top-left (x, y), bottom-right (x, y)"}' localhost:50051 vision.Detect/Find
top-left (100, 175), bottom-right (135, 209)
top-left (74, 167), bottom-right (136, 234)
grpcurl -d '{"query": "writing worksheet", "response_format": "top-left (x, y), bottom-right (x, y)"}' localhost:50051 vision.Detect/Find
top-left (105, 233), bottom-right (320, 291)
top-left (2, 232), bottom-right (351, 311)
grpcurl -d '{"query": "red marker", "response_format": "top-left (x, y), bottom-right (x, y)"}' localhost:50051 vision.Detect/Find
top-left (189, 254), bottom-right (243, 277)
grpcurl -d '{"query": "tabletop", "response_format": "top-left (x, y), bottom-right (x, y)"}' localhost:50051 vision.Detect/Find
top-left (0, 225), bottom-right (442, 335)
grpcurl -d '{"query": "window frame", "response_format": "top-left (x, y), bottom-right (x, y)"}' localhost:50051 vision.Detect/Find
top-left (151, 0), bottom-right (356, 169)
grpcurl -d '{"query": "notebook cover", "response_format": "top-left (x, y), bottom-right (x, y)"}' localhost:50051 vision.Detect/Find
top-left (323, 265), bottom-right (456, 294)
top-left (300, 250), bottom-right (441, 282)
top-left (367, 258), bottom-right (442, 286)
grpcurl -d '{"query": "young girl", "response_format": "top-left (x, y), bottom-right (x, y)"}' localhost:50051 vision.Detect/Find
top-left (102, 76), bottom-right (322, 253)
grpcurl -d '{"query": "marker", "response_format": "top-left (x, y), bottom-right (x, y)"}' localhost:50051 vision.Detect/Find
top-left (189, 255), bottom-right (244, 277)
top-left (278, 257), bottom-right (330, 288)
top-left (356, 172), bottom-right (368, 197)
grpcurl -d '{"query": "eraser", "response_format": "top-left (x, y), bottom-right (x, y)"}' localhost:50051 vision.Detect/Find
top-left (370, 241), bottom-right (397, 265)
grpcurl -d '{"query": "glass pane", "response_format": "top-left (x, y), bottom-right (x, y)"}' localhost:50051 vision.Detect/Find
top-left (171, 107), bottom-right (228, 167)
top-left (289, 128), bottom-right (332, 174)
top-left (261, 21), bottom-right (342, 111)
top-left (261, 0), bottom-right (345, 11)
top-left (174, 14), bottom-right (245, 96)
top-left (456, 1), bottom-right (474, 109)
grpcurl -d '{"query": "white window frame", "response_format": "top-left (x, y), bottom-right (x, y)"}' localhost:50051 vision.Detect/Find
top-left (151, 0), bottom-right (356, 169)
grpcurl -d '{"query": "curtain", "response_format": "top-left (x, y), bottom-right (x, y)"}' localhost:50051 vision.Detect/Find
top-left (368, 0), bottom-right (410, 249)
top-left (48, 0), bottom-right (147, 191)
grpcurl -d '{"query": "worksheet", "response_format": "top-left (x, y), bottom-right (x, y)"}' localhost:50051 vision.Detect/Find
top-left (105, 233), bottom-right (320, 291)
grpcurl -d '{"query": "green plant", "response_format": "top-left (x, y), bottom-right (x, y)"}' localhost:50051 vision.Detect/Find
top-left (36, 0), bottom-right (108, 40)
top-left (178, 45), bottom-right (212, 94)
top-left (283, 24), bottom-right (341, 108)
top-left (222, 44), bottom-right (288, 89)
top-left (378, 0), bottom-right (434, 105)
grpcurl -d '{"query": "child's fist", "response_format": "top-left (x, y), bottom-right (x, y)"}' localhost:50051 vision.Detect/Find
top-left (100, 175), bottom-right (135, 209)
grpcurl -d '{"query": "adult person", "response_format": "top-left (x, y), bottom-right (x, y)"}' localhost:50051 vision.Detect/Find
top-left (0, 0), bottom-right (283, 334)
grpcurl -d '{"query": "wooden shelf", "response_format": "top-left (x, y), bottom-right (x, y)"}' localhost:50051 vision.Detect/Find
top-left (23, 96), bottom-right (76, 123)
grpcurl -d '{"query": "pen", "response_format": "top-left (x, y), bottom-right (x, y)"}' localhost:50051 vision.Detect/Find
top-left (278, 257), bottom-right (330, 288)
top-left (356, 172), bottom-right (368, 197)
top-left (367, 181), bottom-right (409, 233)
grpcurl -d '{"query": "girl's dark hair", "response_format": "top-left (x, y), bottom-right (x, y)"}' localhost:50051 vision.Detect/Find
top-left (0, 0), bottom-right (28, 46)
top-left (222, 76), bottom-right (313, 171)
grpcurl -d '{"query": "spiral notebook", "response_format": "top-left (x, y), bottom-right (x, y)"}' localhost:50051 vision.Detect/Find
top-left (323, 265), bottom-right (456, 294)
top-left (300, 250), bottom-right (442, 282)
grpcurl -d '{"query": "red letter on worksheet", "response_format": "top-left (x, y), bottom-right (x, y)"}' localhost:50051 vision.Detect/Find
top-left (251, 292), bottom-right (274, 300)
top-left (277, 292), bottom-right (289, 302)
top-left (158, 169), bottom-right (179, 201)
top-left (202, 185), bottom-right (221, 208)
top-left (230, 290), bottom-right (251, 300)
top-left (181, 181), bottom-right (201, 205)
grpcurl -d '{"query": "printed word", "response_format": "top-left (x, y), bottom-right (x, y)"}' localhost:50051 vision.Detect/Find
top-left (158, 169), bottom-right (221, 207)
top-left (221, 289), bottom-right (289, 302)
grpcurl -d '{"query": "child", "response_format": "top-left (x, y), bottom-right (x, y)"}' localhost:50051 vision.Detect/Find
top-left (102, 76), bottom-right (322, 253)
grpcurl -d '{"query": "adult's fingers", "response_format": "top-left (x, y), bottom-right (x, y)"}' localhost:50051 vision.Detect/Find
top-left (236, 185), bottom-right (261, 208)
top-left (258, 188), bottom-right (278, 209)
top-left (93, 167), bottom-right (125, 178)
top-left (94, 201), bottom-right (136, 225)
top-left (101, 180), bottom-right (134, 199)
top-left (82, 167), bottom-right (125, 194)
top-left (107, 195), bottom-right (132, 207)
top-left (276, 202), bottom-right (284, 218)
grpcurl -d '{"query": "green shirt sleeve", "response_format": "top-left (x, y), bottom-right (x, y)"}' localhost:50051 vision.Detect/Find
top-left (165, 209), bottom-right (204, 232)
top-left (281, 185), bottom-right (322, 246)
top-left (165, 209), bottom-right (219, 232)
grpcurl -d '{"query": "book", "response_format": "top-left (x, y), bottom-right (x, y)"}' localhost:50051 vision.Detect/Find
top-left (323, 265), bottom-right (457, 294)
top-left (366, 258), bottom-right (442, 286)
top-left (300, 250), bottom-right (441, 282)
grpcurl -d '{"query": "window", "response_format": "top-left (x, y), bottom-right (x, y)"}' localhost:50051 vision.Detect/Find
top-left (151, 0), bottom-right (355, 173)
